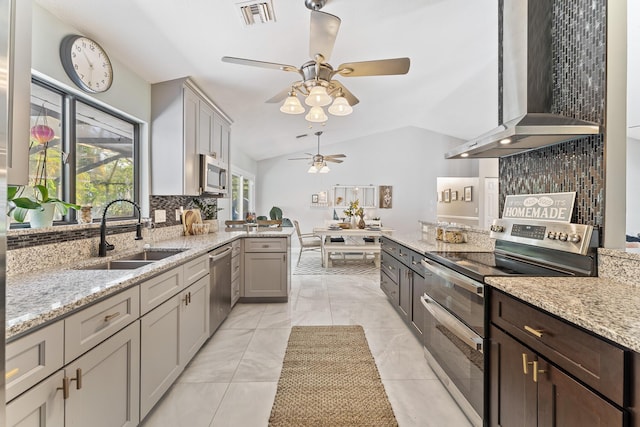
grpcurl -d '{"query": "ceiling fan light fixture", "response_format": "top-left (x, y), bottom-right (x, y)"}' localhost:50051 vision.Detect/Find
top-left (305, 86), bottom-right (332, 107)
top-left (280, 93), bottom-right (305, 114)
top-left (307, 164), bottom-right (318, 173)
top-left (328, 96), bottom-right (353, 116)
top-left (305, 106), bottom-right (328, 123)
top-left (319, 162), bottom-right (330, 173)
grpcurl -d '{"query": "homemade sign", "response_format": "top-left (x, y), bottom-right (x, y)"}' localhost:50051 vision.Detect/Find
top-left (502, 192), bottom-right (575, 222)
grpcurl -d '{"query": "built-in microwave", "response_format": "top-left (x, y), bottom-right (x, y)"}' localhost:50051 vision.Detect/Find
top-left (200, 154), bottom-right (227, 195)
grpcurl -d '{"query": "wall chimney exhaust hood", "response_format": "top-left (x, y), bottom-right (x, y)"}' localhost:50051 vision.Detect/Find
top-left (446, 0), bottom-right (600, 159)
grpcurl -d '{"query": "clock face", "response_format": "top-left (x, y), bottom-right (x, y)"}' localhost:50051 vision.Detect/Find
top-left (60, 35), bottom-right (113, 93)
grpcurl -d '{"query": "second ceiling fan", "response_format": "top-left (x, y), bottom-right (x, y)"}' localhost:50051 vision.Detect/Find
top-left (289, 131), bottom-right (345, 173)
top-left (222, 0), bottom-right (410, 122)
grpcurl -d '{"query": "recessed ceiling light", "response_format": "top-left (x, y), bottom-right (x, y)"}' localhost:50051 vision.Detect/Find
top-left (499, 138), bottom-right (512, 145)
top-left (460, 153), bottom-right (469, 158)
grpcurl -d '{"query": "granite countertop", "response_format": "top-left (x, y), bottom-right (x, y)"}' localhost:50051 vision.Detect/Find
top-left (6, 228), bottom-right (294, 341)
top-left (486, 276), bottom-right (640, 353)
top-left (385, 232), bottom-right (492, 255)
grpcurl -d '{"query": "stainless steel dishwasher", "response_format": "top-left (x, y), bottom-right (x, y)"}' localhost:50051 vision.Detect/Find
top-left (209, 245), bottom-right (233, 335)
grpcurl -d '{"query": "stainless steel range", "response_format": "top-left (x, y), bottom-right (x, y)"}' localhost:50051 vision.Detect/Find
top-left (420, 218), bottom-right (598, 427)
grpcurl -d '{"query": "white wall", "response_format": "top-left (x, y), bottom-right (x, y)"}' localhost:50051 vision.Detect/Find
top-left (627, 137), bottom-right (640, 236)
top-left (256, 126), bottom-right (479, 235)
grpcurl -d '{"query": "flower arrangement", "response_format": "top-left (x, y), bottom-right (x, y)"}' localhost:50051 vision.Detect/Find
top-left (343, 199), bottom-right (364, 219)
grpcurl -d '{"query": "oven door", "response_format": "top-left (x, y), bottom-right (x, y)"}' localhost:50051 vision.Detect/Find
top-left (421, 258), bottom-right (485, 336)
top-left (421, 293), bottom-right (484, 424)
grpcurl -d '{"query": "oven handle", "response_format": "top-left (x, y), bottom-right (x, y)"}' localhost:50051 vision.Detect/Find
top-left (420, 294), bottom-right (484, 353)
top-left (421, 259), bottom-right (484, 298)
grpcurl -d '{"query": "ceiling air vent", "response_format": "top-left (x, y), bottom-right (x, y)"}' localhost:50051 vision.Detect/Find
top-left (236, 1), bottom-right (276, 26)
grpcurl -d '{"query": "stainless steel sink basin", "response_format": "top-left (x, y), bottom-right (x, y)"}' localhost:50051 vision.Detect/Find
top-left (117, 249), bottom-right (186, 261)
top-left (80, 260), bottom-right (156, 270)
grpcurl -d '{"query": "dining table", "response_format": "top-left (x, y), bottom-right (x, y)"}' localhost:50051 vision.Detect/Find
top-left (312, 226), bottom-right (394, 267)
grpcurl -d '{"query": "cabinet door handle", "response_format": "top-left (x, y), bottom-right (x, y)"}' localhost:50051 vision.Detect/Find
top-left (183, 293), bottom-right (189, 306)
top-left (70, 368), bottom-right (82, 390)
top-left (58, 376), bottom-right (70, 400)
top-left (532, 360), bottom-right (546, 383)
top-left (5, 367), bottom-right (19, 380)
top-left (524, 325), bottom-right (544, 338)
top-left (188, 291), bottom-right (192, 304)
top-left (104, 312), bottom-right (121, 322)
top-left (522, 353), bottom-right (533, 375)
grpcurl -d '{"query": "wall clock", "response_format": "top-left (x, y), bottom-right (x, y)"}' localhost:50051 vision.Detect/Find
top-left (60, 35), bottom-right (113, 93)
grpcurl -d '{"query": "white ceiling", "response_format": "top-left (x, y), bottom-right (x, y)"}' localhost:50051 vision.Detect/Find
top-left (35, 0), bottom-right (499, 160)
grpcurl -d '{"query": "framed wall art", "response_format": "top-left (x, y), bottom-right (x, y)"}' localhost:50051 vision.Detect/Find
top-left (464, 186), bottom-right (472, 202)
top-left (451, 191), bottom-right (458, 201)
top-left (443, 188), bottom-right (451, 203)
top-left (311, 194), bottom-right (319, 203)
top-left (379, 185), bottom-right (393, 208)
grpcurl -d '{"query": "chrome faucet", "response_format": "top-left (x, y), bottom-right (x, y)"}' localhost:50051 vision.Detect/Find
top-left (99, 199), bottom-right (143, 257)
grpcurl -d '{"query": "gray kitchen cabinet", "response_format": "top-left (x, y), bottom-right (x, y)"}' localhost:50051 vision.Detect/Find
top-left (6, 322), bottom-right (140, 427)
top-left (7, 0), bottom-right (31, 185)
top-left (6, 371), bottom-right (64, 427)
top-left (140, 258), bottom-right (210, 419)
top-left (65, 321), bottom-right (140, 427)
top-left (152, 77), bottom-right (231, 196)
top-left (150, 78), bottom-right (201, 196)
top-left (231, 239), bottom-right (241, 307)
top-left (242, 238), bottom-right (289, 300)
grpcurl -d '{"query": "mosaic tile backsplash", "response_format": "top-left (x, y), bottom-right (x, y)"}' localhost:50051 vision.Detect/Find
top-left (499, 0), bottom-right (606, 228)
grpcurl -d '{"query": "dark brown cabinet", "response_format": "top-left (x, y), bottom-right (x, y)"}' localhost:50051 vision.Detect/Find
top-left (380, 237), bottom-right (425, 340)
top-left (490, 289), bottom-right (626, 427)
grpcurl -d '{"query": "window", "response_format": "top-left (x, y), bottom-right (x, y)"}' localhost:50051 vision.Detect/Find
top-left (25, 79), bottom-right (139, 224)
top-left (231, 169), bottom-right (255, 220)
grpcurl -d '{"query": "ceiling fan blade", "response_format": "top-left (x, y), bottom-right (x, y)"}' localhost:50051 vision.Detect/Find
top-left (309, 10), bottom-right (341, 61)
top-left (324, 158), bottom-right (343, 163)
top-left (266, 86), bottom-right (294, 103)
top-left (329, 80), bottom-right (359, 106)
top-left (222, 56), bottom-right (300, 73)
top-left (288, 157), bottom-right (311, 160)
top-left (324, 154), bottom-right (346, 158)
top-left (337, 57), bottom-right (411, 77)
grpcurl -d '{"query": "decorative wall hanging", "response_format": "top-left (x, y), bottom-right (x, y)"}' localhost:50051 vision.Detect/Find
top-left (444, 189), bottom-right (451, 203)
top-left (464, 186), bottom-right (473, 202)
top-left (379, 185), bottom-right (393, 209)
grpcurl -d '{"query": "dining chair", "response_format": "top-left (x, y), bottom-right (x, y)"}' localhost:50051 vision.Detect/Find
top-left (293, 220), bottom-right (322, 265)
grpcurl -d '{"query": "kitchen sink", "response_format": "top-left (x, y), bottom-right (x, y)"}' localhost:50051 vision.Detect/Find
top-left (80, 260), bottom-right (156, 270)
top-left (117, 249), bottom-right (186, 261)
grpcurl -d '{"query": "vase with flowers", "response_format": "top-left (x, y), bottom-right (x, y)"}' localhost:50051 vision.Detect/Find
top-left (7, 105), bottom-right (79, 228)
top-left (343, 199), bottom-right (365, 229)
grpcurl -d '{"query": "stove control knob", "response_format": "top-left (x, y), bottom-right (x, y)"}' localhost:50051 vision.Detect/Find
top-left (569, 234), bottom-right (582, 243)
top-left (558, 232), bottom-right (568, 242)
top-left (491, 225), bottom-right (504, 233)
top-left (547, 231), bottom-right (557, 240)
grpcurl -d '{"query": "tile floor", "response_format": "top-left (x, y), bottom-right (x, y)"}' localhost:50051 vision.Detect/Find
top-left (141, 268), bottom-right (472, 427)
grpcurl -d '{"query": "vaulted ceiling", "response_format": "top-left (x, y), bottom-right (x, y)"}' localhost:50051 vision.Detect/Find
top-left (35, 0), bottom-right (499, 160)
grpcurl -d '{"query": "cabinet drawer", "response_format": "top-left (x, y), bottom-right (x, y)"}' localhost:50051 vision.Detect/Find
top-left (381, 251), bottom-right (401, 283)
top-left (6, 321), bottom-right (64, 402)
top-left (232, 278), bottom-right (240, 306)
top-left (231, 253), bottom-right (241, 282)
top-left (491, 289), bottom-right (626, 406)
top-left (65, 286), bottom-right (139, 363)
top-left (380, 237), bottom-right (400, 258)
top-left (380, 270), bottom-right (399, 304)
top-left (140, 266), bottom-right (184, 314)
top-left (184, 254), bottom-right (209, 285)
top-left (231, 239), bottom-right (241, 257)
top-left (244, 238), bottom-right (286, 252)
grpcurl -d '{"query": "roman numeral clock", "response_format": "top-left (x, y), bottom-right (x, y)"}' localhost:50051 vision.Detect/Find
top-left (60, 35), bottom-right (113, 93)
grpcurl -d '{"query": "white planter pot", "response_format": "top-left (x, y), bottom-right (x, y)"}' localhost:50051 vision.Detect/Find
top-left (30, 204), bottom-right (55, 228)
top-left (203, 219), bottom-right (219, 233)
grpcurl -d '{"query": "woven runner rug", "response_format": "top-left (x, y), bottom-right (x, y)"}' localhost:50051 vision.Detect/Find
top-left (269, 325), bottom-right (398, 427)
top-left (294, 252), bottom-right (379, 275)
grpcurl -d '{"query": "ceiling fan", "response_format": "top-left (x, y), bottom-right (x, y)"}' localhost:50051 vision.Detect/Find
top-left (221, 0), bottom-right (410, 122)
top-left (288, 131), bottom-right (345, 173)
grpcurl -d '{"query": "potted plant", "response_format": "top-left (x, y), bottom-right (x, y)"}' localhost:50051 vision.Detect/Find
top-left (189, 197), bottom-right (223, 233)
top-left (8, 184), bottom-right (80, 228)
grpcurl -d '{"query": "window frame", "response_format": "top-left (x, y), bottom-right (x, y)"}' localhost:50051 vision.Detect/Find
top-left (25, 77), bottom-right (141, 226)
top-left (231, 167), bottom-right (255, 221)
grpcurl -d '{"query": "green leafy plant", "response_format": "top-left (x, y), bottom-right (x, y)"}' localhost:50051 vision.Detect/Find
top-left (269, 206), bottom-right (283, 220)
top-left (189, 197), bottom-right (223, 220)
top-left (8, 184), bottom-right (80, 223)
